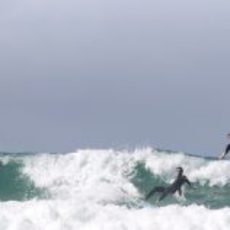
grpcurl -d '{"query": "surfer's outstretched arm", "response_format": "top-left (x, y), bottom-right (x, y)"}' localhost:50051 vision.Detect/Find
top-left (145, 186), bottom-right (165, 200)
top-left (184, 177), bottom-right (192, 187)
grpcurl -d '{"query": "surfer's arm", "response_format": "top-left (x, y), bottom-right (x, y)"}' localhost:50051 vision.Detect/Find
top-left (184, 177), bottom-right (192, 187)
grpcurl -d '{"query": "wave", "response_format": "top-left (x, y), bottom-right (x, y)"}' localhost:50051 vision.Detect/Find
top-left (0, 148), bottom-right (230, 229)
top-left (1, 148), bottom-right (230, 203)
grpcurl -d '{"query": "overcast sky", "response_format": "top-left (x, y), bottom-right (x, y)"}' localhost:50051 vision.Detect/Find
top-left (0, 0), bottom-right (230, 155)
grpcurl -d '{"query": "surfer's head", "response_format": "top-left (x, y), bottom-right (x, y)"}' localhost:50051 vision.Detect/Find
top-left (227, 133), bottom-right (230, 138)
top-left (176, 167), bottom-right (183, 174)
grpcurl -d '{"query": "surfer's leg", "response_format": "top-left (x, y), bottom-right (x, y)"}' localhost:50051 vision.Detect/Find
top-left (145, 186), bottom-right (165, 200)
top-left (219, 144), bottom-right (230, 159)
top-left (159, 185), bottom-right (182, 201)
top-left (158, 187), bottom-right (173, 201)
top-left (158, 191), bottom-right (169, 201)
top-left (224, 144), bottom-right (230, 158)
top-left (178, 188), bottom-right (182, 196)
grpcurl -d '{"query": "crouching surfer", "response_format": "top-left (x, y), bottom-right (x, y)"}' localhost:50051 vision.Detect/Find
top-left (145, 167), bottom-right (192, 202)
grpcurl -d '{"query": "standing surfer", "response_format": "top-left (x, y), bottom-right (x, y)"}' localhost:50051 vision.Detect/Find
top-left (145, 167), bottom-right (192, 202)
top-left (219, 133), bottom-right (230, 159)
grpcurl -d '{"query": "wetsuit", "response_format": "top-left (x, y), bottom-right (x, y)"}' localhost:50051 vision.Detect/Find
top-left (223, 144), bottom-right (230, 158)
top-left (145, 168), bottom-right (192, 201)
top-left (219, 143), bottom-right (230, 159)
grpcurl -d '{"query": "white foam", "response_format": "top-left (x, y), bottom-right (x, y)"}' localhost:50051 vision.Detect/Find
top-left (21, 148), bottom-right (230, 202)
top-left (22, 149), bottom-right (140, 201)
top-left (0, 201), bottom-right (230, 230)
top-left (2, 148), bottom-right (230, 230)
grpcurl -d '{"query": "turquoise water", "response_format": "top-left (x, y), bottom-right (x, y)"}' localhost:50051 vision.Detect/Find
top-left (131, 161), bottom-right (230, 209)
top-left (0, 158), bottom-right (46, 201)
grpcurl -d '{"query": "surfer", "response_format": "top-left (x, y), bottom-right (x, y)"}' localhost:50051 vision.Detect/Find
top-left (219, 133), bottom-right (230, 159)
top-left (145, 167), bottom-right (192, 202)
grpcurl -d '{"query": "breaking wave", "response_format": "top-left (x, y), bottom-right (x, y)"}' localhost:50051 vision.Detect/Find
top-left (0, 148), bottom-right (230, 230)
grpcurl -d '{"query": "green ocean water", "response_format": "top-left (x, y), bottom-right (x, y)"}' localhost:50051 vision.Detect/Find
top-left (0, 157), bottom-right (46, 201)
top-left (130, 162), bottom-right (230, 209)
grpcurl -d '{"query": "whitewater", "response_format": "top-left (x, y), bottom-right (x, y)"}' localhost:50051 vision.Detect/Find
top-left (0, 148), bottom-right (230, 230)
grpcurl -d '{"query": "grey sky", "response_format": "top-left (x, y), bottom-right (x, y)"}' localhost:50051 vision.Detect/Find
top-left (0, 0), bottom-right (230, 155)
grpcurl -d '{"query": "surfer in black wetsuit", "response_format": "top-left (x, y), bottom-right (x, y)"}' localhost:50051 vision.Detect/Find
top-left (219, 133), bottom-right (230, 159)
top-left (145, 167), bottom-right (192, 202)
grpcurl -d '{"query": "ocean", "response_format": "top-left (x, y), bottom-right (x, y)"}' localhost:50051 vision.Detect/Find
top-left (0, 148), bottom-right (230, 230)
